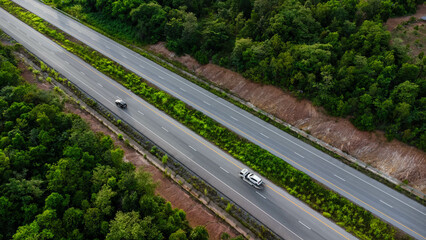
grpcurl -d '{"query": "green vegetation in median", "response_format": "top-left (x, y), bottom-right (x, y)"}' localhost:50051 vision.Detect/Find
top-left (43, 0), bottom-right (425, 152)
top-left (0, 42), bottom-right (216, 240)
top-left (0, 1), bottom-right (410, 239)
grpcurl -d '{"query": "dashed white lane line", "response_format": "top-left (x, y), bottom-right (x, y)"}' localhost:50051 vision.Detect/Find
top-left (161, 127), bottom-right (168, 132)
top-left (64, 60), bottom-right (69, 64)
top-left (380, 200), bottom-right (393, 208)
top-left (256, 191), bottom-right (267, 199)
top-left (202, 100), bottom-right (211, 106)
top-left (260, 133), bottom-right (269, 138)
top-left (334, 174), bottom-right (346, 182)
top-left (81, 71), bottom-right (85, 75)
top-left (97, 83), bottom-right (103, 87)
top-left (122, 55), bottom-right (128, 59)
top-left (220, 167), bottom-right (229, 174)
top-left (294, 152), bottom-right (305, 158)
top-left (298, 221), bottom-right (311, 230)
top-left (179, 87), bottom-right (186, 92)
top-left (230, 116), bottom-right (238, 121)
top-left (158, 75), bottom-right (164, 79)
top-left (105, 45), bottom-right (111, 49)
top-left (189, 145), bottom-right (197, 151)
top-left (137, 110), bottom-right (144, 115)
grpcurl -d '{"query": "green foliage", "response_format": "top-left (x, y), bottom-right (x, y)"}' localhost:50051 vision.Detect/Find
top-left (0, 1), bottom-right (416, 238)
top-left (38, 0), bottom-right (426, 149)
top-left (0, 42), bottom-right (203, 240)
top-left (162, 154), bottom-right (169, 164)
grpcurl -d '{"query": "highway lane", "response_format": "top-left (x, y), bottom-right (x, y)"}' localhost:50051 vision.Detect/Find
top-left (0, 8), bottom-right (358, 240)
top-left (9, 0), bottom-right (426, 238)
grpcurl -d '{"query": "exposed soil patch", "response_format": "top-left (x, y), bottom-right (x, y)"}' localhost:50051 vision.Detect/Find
top-left (148, 30), bottom-right (426, 194)
top-left (386, 4), bottom-right (426, 57)
top-left (16, 59), bottom-right (238, 239)
top-left (385, 4), bottom-right (426, 31)
top-left (65, 104), bottom-right (238, 239)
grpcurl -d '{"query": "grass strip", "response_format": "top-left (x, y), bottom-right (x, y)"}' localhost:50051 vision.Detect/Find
top-left (0, 1), bottom-right (409, 239)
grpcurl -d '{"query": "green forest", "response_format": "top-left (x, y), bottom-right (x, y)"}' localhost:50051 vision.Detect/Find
top-left (48, 0), bottom-right (426, 151)
top-left (0, 43), bottom-right (217, 240)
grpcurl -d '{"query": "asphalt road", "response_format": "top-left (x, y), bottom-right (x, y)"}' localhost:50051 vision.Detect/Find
top-left (3, 1), bottom-right (426, 238)
top-left (0, 8), bottom-right (359, 240)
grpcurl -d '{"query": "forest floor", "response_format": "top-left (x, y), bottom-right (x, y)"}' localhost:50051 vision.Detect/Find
top-left (148, 5), bottom-right (426, 194)
top-left (16, 57), bottom-right (239, 240)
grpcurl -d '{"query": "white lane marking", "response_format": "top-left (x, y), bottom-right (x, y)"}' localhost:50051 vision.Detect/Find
top-left (117, 112), bottom-right (303, 240)
top-left (380, 200), bottom-right (393, 208)
top-left (260, 133), bottom-right (269, 138)
top-left (294, 152), bottom-right (305, 158)
top-left (64, 60), bottom-right (69, 64)
top-left (115, 96), bottom-right (120, 99)
top-left (220, 167), bottom-right (229, 174)
top-left (161, 127), bottom-right (168, 132)
top-left (109, 38), bottom-right (426, 216)
top-left (81, 71), bottom-right (85, 75)
top-left (333, 174), bottom-right (346, 182)
top-left (158, 75), bottom-right (164, 79)
top-left (256, 191), bottom-right (266, 199)
top-left (137, 110), bottom-right (144, 115)
top-left (105, 45), bottom-right (111, 49)
top-left (97, 83), bottom-right (103, 87)
top-left (122, 55), bottom-right (128, 59)
top-left (189, 145), bottom-right (197, 151)
top-left (10, 9), bottom-right (304, 237)
top-left (202, 100), bottom-right (211, 106)
top-left (230, 116), bottom-right (238, 121)
top-left (298, 221), bottom-right (311, 230)
top-left (179, 87), bottom-right (186, 92)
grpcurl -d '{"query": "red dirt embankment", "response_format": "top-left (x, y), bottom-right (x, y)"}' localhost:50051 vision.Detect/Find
top-left (17, 59), bottom-right (238, 239)
top-left (148, 29), bottom-right (426, 193)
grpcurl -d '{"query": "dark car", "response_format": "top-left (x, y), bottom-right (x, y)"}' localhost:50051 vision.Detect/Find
top-left (115, 99), bottom-right (127, 108)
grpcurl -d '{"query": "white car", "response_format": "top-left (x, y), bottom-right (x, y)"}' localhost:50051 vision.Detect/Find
top-left (239, 168), bottom-right (263, 189)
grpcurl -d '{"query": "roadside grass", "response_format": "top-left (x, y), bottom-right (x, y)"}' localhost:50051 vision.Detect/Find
top-left (0, 1), bottom-right (416, 239)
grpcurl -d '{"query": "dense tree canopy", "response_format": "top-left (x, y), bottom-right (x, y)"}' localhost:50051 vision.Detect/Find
top-left (51, 0), bottom-right (425, 150)
top-left (0, 43), bottom-right (215, 240)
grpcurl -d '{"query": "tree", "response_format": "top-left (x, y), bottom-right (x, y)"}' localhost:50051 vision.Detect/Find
top-left (130, 2), bottom-right (167, 43)
top-left (84, 208), bottom-right (102, 238)
top-left (189, 226), bottom-right (209, 240)
top-left (391, 81), bottom-right (419, 105)
top-left (44, 192), bottom-right (66, 214)
top-left (62, 207), bottom-right (83, 230)
top-left (94, 185), bottom-right (117, 216)
top-left (169, 229), bottom-right (188, 240)
top-left (106, 211), bottom-right (162, 240)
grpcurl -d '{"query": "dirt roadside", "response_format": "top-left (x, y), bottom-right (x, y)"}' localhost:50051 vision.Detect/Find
top-left (148, 5), bottom-right (426, 194)
top-left (16, 57), bottom-right (239, 239)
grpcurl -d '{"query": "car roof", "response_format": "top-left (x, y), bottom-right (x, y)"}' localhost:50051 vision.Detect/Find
top-left (249, 174), bottom-right (262, 183)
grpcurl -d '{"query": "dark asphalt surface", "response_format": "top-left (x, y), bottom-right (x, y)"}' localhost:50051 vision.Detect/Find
top-left (3, 1), bottom-right (426, 239)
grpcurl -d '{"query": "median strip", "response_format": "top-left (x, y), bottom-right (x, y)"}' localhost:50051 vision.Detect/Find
top-left (0, 1), bottom-right (410, 239)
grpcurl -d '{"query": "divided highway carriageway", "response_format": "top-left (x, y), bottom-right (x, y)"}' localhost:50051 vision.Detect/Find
top-left (2, 0), bottom-right (426, 239)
